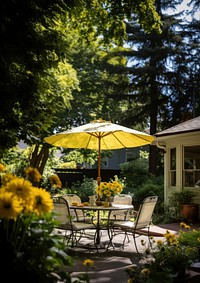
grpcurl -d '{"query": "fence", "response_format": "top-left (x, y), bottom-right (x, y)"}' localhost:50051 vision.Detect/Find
top-left (54, 168), bottom-right (121, 187)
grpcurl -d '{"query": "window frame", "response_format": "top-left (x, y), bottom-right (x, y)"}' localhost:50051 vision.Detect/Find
top-left (183, 145), bottom-right (200, 188)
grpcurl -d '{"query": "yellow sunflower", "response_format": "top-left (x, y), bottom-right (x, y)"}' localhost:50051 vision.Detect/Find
top-left (1, 172), bottom-right (16, 186)
top-left (156, 240), bottom-right (163, 247)
top-left (32, 188), bottom-right (53, 216)
top-left (24, 167), bottom-right (42, 183)
top-left (5, 177), bottom-right (34, 209)
top-left (0, 163), bottom-right (5, 172)
top-left (49, 174), bottom-right (62, 189)
top-left (140, 268), bottom-right (150, 278)
top-left (96, 179), bottom-right (123, 198)
top-left (0, 191), bottom-right (23, 220)
top-left (83, 259), bottom-right (94, 267)
top-left (180, 222), bottom-right (190, 229)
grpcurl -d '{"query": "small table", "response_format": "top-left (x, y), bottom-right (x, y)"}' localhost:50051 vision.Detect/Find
top-left (70, 204), bottom-right (134, 247)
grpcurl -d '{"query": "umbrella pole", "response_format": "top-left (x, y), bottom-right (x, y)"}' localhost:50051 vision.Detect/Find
top-left (97, 137), bottom-right (101, 201)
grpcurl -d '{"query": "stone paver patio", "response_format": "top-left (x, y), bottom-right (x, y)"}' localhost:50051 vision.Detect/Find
top-left (62, 222), bottom-right (189, 282)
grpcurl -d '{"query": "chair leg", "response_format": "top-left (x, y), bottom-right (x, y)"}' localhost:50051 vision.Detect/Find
top-left (107, 227), bottom-right (131, 251)
top-left (61, 230), bottom-right (74, 247)
top-left (122, 232), bottom-right (127, 248)
top-left (106, 227), bottom-right (116, 250)
top-left (121, 231), bottom-right (131, 249)
top-left (132, 233), bottom-right (139, 253)
top-left (73, 230), bottom-right (88, 246)
top-left (116, 230), bottom-right (131, 250)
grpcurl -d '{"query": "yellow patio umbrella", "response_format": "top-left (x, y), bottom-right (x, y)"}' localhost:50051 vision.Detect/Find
top-left (44, 118), bottom-right (154, 200)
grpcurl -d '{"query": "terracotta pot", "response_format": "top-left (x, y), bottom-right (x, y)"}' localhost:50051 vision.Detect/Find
top-left (180, 204), bottom-right (199, 223)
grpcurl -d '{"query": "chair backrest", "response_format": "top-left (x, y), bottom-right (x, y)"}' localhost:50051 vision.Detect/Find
top-left (113, 194), bottom-right (132, 205)
top-left (109, 195), bottom-right (133, 220)
top-left (63, 194), bottom-right (82, 205)
top-left (134, 196), bottom-right (158, 229)
top-left (53, 196), bottom-right (72, 225)
top-left (63, 194), bottom-right (86, 221)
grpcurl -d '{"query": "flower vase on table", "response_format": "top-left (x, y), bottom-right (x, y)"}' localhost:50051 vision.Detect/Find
top-left (105, 196), bottom-right (114, 207)
top-left (95, 176), bottom-right (124, 208)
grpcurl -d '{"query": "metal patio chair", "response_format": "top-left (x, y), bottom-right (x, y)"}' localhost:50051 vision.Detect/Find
top-left (107, 196), bottom-right (158, 252)
top-left (108, 194), bottom-right (134, 221)
top-left (53, 196), bottom-right (95, 247)
top-left (63, 194), bottom-right (92, 222)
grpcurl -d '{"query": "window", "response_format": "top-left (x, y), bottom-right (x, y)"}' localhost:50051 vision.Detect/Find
top-left (170, 148), bottom-right (176, 186)
top-left (183, 146), bottom-right (200, 187)
top-left (126, 149), bottom-right (139, 162)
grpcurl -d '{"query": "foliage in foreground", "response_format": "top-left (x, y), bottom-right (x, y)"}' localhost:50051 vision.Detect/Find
top-left (0, 164), bottom-right (88, 282)
top-left (127, 223), bottom-right (199, 283)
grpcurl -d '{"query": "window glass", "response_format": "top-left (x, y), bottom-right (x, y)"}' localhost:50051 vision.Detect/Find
top-left (183, 146), bottom-right (200, 187)
top-left (170, 148), bottom-right (176, 170)
top-left (170, 148), bottom-right (176, 186)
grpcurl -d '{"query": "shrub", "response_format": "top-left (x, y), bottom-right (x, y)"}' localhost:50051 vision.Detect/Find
top-left (71, 176), bottom-right (97, 202)
top-left (131, 176), bottom-right (164, 210)
top-left (120, 158), bottom-right (150, 193)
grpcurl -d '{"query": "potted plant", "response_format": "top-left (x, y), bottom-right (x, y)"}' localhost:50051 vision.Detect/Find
top-left (170, 190), bottom-right (198, 223)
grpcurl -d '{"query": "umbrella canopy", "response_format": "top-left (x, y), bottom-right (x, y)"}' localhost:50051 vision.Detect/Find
top-left (44, 119), bottom-right (154, 199)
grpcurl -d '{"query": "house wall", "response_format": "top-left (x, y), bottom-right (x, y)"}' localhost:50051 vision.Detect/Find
top-left (159, 131), bottom-right (200, 219)
top-left (92, 147), bottom-right (142, 170)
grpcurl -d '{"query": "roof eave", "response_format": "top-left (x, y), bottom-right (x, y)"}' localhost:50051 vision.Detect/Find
top-left (154, 128), bottom-right (200, 138)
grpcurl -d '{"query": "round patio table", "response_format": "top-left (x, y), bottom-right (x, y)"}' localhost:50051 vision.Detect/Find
top-left (70, 204), bottom-right (134, 247)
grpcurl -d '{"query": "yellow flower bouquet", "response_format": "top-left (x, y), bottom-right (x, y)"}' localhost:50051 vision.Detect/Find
top-left (0, 164), bottom-right (73, 282)
top-left (95, 176), bottom-right (123, 199)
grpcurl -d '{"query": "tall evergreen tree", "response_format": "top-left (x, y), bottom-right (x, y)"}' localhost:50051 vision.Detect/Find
top-left (101, 0), bottom-right (200, 174)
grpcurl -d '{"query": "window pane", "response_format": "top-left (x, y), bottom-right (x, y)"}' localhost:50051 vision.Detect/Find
top-left (171, 171), bottom-right (176, 186)
top-left (184, 171), bottom-right (195, 187)
top-left (195, 171), bottom-right (200, 187)
top-left (170, 148), bottom-right (176, 186)
top-left (183, 146), bottom-right (200, 187)
top-left (170, 148), bottom-right (176, 170)
top-left (184, 146), bottom-right (200, 169)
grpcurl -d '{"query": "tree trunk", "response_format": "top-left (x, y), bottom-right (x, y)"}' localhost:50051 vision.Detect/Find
top-left (149, 145), bottom-right (157, 175)
top-left (149, 57), bottom-right (158, 175)
top-left (29, 144), bottom-right (49, 176)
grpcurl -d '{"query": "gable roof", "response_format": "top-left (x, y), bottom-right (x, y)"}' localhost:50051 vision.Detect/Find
top-left (155, 116), bottom-right (200, 137)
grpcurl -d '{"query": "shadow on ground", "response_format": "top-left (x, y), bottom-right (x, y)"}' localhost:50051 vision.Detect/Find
top-left (62, 222), bottom-right (200, 283)
top-left (66, 249), bottom-right (141, 283)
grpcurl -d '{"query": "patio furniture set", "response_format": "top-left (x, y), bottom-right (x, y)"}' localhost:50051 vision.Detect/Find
top-left (53, 194), bottom-right (160, 252)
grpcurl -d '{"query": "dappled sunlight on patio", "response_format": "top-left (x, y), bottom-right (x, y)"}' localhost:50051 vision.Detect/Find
top-left (61, 223), bottom-right (185, 283)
